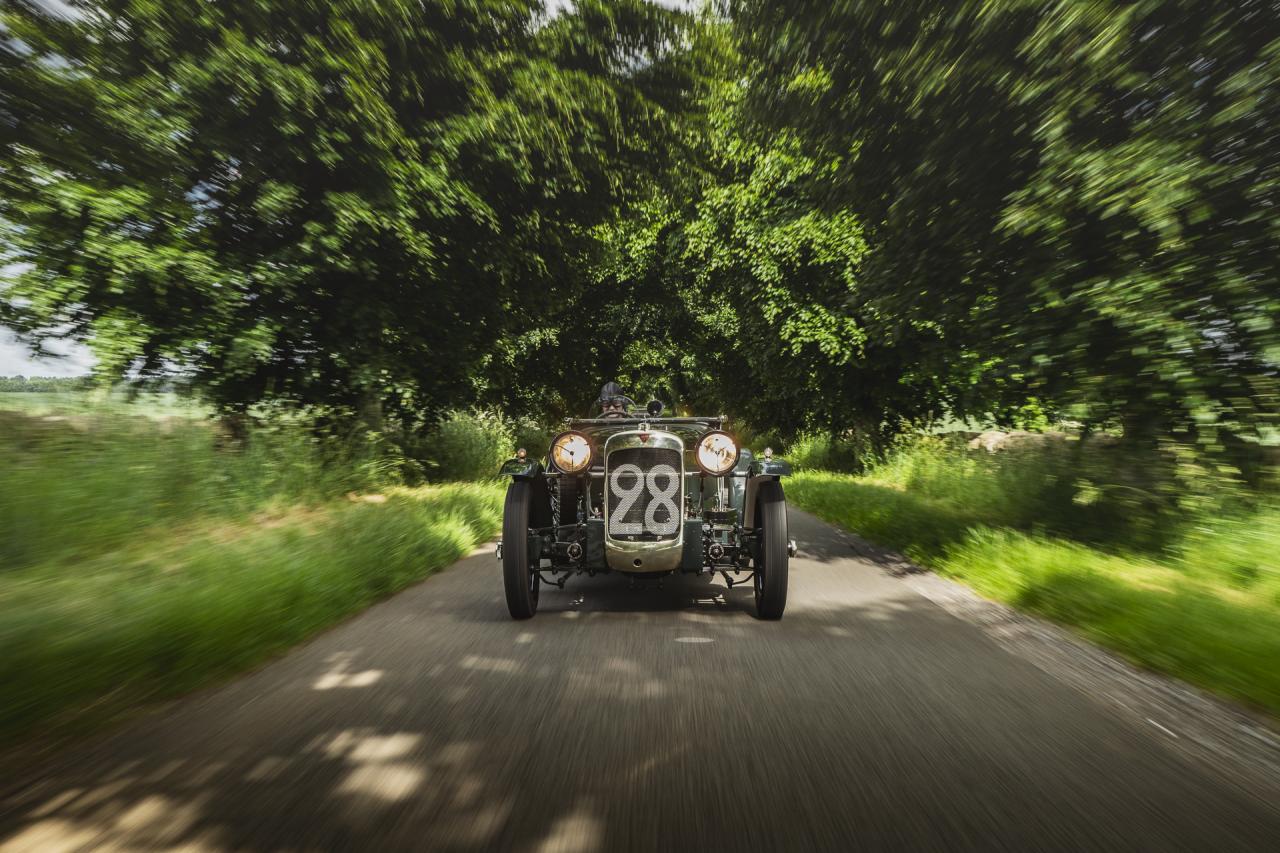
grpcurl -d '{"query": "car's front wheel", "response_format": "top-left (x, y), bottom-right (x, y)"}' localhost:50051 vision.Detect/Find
top-left (753, 479), bottom-right (789, 620)
top-left (502, 480), bottom-right (540, 619)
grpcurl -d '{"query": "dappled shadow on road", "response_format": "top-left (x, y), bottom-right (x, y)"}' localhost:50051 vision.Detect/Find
top-left (3, 548), bottom-right (1279, 851)
top-left (451, 569), bottom-right (757, 625)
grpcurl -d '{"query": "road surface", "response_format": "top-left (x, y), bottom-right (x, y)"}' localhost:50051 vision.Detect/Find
top-left (3, 509), bottom-right (1279, 851)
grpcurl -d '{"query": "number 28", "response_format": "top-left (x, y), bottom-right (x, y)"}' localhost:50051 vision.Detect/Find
top-left (609, 463), bottom-right (680, 536)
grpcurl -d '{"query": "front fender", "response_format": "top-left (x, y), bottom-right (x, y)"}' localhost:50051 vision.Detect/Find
top-left (748, 457), bottom-right (793, 478)
top-left (499, 458), bottom-right (544, 480)
top-left (741, 456), bottom-right (791, 528)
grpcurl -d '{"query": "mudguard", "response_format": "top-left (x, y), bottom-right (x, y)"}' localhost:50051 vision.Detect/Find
top-left (748, 457), bottom-right (793, 478)
top-left (499, 458), bottom-right (544, 480)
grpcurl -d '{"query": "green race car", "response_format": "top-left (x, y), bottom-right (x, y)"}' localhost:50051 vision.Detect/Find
top-left (497, 395), bottom-right (795, 620)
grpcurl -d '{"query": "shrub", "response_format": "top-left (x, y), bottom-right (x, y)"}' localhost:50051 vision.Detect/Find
top-left (786, 431), bottom-right (869, 473)
top-left (423, 410), bottom-right (514, 482)
top-left (511, 418), bottom-right (558, 460)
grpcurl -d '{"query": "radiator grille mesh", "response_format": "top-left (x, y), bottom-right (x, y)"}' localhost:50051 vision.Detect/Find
top-left (605, 447), bottom-right (682, 542)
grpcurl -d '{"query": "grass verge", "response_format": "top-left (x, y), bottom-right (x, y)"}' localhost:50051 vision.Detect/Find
top-left (0, 483), bottom-right (503, 750)
top-left (0, 403), bottom-right (505, 752)
top-left (787, 447), bottom-right (1280, 716)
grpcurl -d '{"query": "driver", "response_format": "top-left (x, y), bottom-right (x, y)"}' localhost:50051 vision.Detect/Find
top-left (597, 381), bottom-right (631, 418)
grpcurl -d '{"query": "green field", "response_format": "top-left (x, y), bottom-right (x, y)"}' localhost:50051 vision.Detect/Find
top-left (0, 390), bottom-right (206, 418)
top-left (0, 399), bottom-right (503, 750)
top-left (787, 439), bottom-right (1280, 716)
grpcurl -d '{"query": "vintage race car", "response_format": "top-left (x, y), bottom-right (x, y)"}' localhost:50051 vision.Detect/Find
top-left (497, 397), bottom-right (795, 620)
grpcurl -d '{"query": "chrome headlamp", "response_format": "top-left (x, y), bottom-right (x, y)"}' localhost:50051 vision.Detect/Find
top-left (550, 431), bottom-right (592, 474)
top-left (695, 430), bottom-right (738, 475)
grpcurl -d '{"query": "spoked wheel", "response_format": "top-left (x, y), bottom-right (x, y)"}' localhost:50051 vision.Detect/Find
top-left (502, 480), bottom-right (541, 619)
top-left (753, 479), bottom-right (789, 620)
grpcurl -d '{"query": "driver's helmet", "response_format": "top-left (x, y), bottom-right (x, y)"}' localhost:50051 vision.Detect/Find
top-left (597, 382), bottom-right (630, 418)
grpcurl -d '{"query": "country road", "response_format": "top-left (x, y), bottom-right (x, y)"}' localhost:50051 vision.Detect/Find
top-left (3, 509), bottom-right (1279, 851)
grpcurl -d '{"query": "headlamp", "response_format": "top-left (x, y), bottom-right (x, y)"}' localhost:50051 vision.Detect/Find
top-left (550, 431), bottom-right (592, 473)
top-left (696, 430), bottom-right (739, 475)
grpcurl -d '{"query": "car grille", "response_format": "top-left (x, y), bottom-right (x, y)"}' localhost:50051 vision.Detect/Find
top-left (606, 446), bottom-right (682, 542)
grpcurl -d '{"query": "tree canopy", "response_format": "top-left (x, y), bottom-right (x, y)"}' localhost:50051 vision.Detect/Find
top-left (4, 0), bottom-right (1280, 452)
top-left (734, 0), bottom-right (1280, 444)
top-left (3, 0), bottom-right (699, 420)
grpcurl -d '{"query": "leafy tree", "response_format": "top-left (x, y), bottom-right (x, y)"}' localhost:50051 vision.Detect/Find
top-left (734, 0), bottom-right (1280, 446)
top-left (8, 0), bottom-right (1279, 459)
top-left (2, 0), bottom-right (700, 423)
top-left (524, 28), bottom-right (943, 445)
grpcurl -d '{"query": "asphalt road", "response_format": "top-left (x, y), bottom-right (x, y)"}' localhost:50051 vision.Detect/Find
top-left (3, 509), bottom-right (1279, 851)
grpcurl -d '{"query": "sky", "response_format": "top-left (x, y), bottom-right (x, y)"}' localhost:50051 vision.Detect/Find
top-left (0, 328), bottom-right (94, 377)
top-left (29, 0), bottom-right (83, 20)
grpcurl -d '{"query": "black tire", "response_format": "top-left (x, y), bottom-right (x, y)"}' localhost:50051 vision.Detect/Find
top-left (503, 480), bottom-right (540, 619)
top-left (753, 479), bottom-right (789, 620)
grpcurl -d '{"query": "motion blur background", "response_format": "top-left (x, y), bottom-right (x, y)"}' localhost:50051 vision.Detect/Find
top-left (1, 0), bottom-right (1278, 751)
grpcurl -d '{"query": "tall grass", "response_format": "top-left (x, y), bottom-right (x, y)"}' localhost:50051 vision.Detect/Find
top-left (0, 389), bottom-right (206, 418)
top-left (0, 409), bottom-right (384, 571)
top-left (417, 409), bottom-right (556, 482)
top-left (786, 431), bottom-right (870, 473)
top-left (1, 485), bottom-right (502, 746)
top-left (0, 402), bottom-right (504, 749)
top-left (788, 437), bottom-right (1280, 714)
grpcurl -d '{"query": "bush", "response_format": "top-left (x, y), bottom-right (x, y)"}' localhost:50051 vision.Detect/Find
top-left (423, 410), bottom-right (514, 482)
top-left (786, 431), bottom-right (870, 473)
top-left (511, 418), bottom-right (558, 461)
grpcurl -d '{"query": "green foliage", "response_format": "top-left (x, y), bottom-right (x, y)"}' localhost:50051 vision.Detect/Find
top-left (0, 401), bottom-right (504, 746)
top-left (511, 418), bottom-right (558, 462)
top-left (0, 375), bottom-right (93, 393)
top-left (423, 409), bottom-right (515, 483)
top-left (787, 438), bottom-right (1280, 713)
top-left (674, 75), bottom-right (881, 436)
top-left (0, 482), bottom-right (503, 746)
top-left (786, 432), bottom-right (869, 473)
top-left (849, 433), bottom-right (1249, 552)
top-left (943, 529), bottom-right (1280, 715)
top-left (0, 406), bottom-right (390, 571)
top-left (735, 0), bottom-right (1280, 448)
top-left (0, 388), bottom-right (207, 418)
top-left (1178, 512), bottom-right (1280, 604)
top-left (2, 0), bottom-right (701, 421)
top-left (504, 28), bottom-right (886, 437)
top-left (418, 409), bottom-right (559, 481)
top-left (5, 1), bottom-right (1280, 453)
